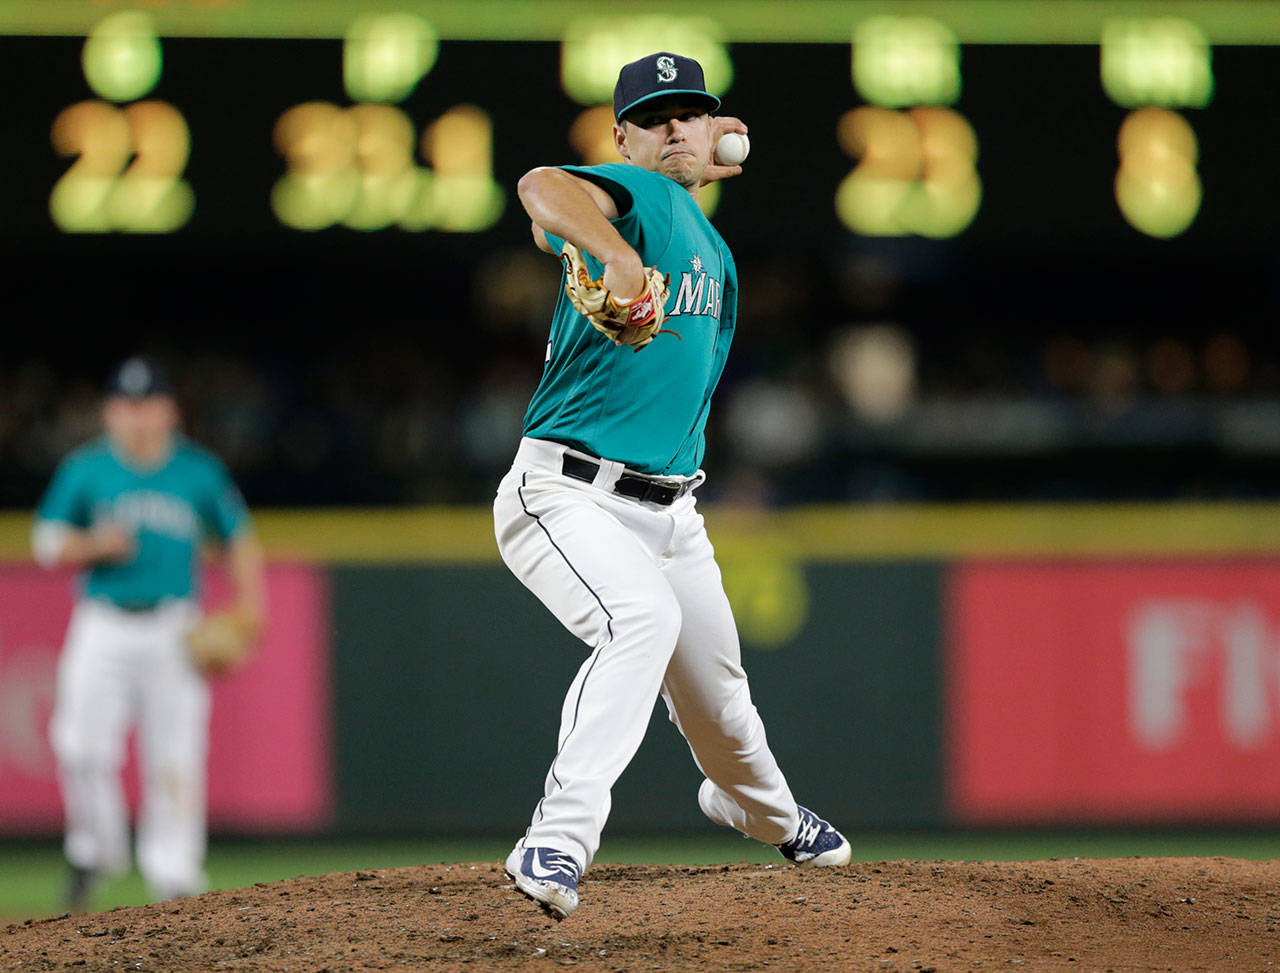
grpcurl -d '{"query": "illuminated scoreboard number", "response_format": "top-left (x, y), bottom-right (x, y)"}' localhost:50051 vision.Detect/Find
top-left (51, 100), bottom-right (194, 233)
top-left (50, 12), bottom-right (193, 233)
top-left (271, 102), bottom-right (503, 232)
top-left (1115, 108), bottom-right (1200, 239)
top-left (836, 106), bottom-right (980, 238)
top-left (273, 14), bottom-right (503, 233)
top-left (837, 17), bottom-right (982, 239)
top-left (1103, 18), bottom-right (1211, 238)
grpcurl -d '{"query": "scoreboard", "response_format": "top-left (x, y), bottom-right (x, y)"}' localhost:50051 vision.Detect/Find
top-left (2, 0), bottom-right (1279, 357)
top-left (2, 1), bottom-right (1277, 245)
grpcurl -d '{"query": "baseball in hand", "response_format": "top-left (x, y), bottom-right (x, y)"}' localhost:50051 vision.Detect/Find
top-left (715, 132), bottom-right (750, 166)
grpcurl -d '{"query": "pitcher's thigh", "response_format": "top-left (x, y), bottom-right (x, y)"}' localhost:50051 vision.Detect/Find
top-left (50, 626), bottom-right (131, 767)
top-left (138, 650), bottom-right (210, 775)
top-left (496, 477), bottom-right (679, 648)
top-left (662, 537), bottom-right (749, 713)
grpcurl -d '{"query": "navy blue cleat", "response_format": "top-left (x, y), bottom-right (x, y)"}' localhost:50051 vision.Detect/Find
top-left (65, 865), bottom-right (96, 913)
top-left (505, 846), bottom-right (581, 919)
top-left (776, 806), bottom-right (852, 867)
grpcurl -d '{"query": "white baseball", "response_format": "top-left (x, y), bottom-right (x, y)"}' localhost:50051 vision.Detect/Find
top-left (714, 132), bottom-right (750, 166)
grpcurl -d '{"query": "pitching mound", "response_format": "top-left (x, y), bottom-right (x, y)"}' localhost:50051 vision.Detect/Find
top-left (4, 857), bottom-right (1278, 970)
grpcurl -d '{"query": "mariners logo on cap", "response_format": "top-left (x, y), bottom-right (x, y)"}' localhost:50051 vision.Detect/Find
top-left (107, 355), bottom-right (171, 397)
top-left (613, 51), bottom-right (719, 121)
top-left (118, 358), bottom-right (153, 396)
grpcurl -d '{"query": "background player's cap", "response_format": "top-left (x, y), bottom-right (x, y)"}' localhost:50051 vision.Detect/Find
top-left (613, 52), bottom-right (720, 122)
top-left (106, 356), bottom-right (172, 398)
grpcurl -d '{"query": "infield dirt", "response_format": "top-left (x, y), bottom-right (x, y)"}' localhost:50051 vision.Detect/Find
top-left (4, 857), bottom-right (1278, 971)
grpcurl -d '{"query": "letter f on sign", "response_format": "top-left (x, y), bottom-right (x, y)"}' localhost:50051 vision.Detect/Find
top-left (1128, 602), bottom-right (1212, 749)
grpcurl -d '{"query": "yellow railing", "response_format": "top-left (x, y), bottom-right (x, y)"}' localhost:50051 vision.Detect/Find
top-left (4, 502), bottom-right (1280, 562)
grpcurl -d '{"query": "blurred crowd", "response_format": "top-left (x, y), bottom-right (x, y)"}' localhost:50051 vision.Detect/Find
top-left (6, 247), bottom-right (1280, 509)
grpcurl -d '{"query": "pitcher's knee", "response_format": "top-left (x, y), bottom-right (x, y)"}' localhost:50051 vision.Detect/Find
top-left (609, 589), bottom-right (682, 655)
top-left (144, 766), bottom-right (202, 811)
top-left (52, 726), bottom-right (123, 771)
top-left (715, 699), bottom-right (766, 747)
top-left (671, 682), bottom-right (760, 747)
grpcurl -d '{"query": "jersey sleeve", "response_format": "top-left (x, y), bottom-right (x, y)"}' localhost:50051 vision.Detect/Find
top-left (199, 457), bottom-right (251, 541)
top-left (36, 455), bottom-right (92, 528)
top-left (546, 164), bottom-right (675, 266)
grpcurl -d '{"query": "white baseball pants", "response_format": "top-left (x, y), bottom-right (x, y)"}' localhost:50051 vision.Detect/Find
top-left (49, 599), bottom-right (209, 898)
top-left (494, 437), bottom-right (800, 870)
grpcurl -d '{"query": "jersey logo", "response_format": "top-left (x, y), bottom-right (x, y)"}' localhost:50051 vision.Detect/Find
top-left (656, 56), bottom-right (677, 84)
top-left (94, 491), bottom-right (197, 539)
top-left (667, 253), bottom-right (722, 320)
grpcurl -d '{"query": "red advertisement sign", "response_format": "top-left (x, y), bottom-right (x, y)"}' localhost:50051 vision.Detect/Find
top-left (948, 560), bottom-right (1280, 824)
top-left (0, 562), bottom-right (332, 832)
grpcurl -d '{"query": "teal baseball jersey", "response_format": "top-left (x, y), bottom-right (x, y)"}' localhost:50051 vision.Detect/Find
top-left (36, 436), bottom-right (249, 605)
top-left (524, 163), bottom-right (738, 476)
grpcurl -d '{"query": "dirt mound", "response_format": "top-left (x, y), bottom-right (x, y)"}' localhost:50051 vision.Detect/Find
top-left (4, 857), bottom-right (1278, 971)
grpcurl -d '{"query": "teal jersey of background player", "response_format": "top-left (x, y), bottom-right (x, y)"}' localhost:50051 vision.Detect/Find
top-left (36, 435), bottom-right (249, 605)
top-left (524, 162), bottom-right (739, 477)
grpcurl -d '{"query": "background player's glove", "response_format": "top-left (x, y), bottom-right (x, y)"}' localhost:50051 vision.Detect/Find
top-left (187, 606), bottom-right (260, 676)
top-left (561, 242), bottom-right (671, 350)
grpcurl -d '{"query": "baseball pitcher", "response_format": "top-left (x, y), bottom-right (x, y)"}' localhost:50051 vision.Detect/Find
top-left (31, 357), bottom-right (266, 910)
top-left (495, 52), bottom-right (850, 920)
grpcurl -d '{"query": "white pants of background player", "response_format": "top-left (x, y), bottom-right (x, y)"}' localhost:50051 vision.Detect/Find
top-left (49, 598), bottom-right (209, 899)
top-left (494, 437), bottom-right (801, 870)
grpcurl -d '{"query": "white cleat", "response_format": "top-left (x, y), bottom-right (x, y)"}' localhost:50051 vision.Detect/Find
top-left (505, 846), bottom-right (581, 919)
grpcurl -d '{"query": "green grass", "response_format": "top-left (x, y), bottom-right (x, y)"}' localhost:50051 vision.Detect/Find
top-left (5, 831), bottom-right (1280, 923)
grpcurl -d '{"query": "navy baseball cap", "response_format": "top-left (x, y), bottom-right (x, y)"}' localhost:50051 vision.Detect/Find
top-left (106, 356), bottom-right (172, 398)
top-left (613, 52), bottom-right (721, 121)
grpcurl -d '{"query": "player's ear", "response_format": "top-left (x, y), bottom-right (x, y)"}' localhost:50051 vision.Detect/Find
top-left (613, 123), bottom-right (630, 161)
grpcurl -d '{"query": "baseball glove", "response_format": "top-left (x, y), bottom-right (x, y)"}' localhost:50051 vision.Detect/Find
top-left (561, 241), bottom-right (672, 350)
top-left (187, 607), bottom-right (260, 676)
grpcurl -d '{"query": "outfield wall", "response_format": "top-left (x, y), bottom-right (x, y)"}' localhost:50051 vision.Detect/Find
top-left (2, 504), bottom-right (1280, 834)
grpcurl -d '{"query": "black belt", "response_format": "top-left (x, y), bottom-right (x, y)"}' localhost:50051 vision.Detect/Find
top-left (561, 454), bottom-right (692, 506)
top-left (112, 601), bottom-right (162, 613)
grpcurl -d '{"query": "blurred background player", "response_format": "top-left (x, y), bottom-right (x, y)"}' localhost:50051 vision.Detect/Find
top-left (30, 356), bottom-right (266, 911)
top-left (494, 52), bottom-right (850, 919)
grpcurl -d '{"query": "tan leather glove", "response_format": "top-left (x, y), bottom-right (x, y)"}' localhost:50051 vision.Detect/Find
top-left (561, 241), bottom-right (671, 350)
